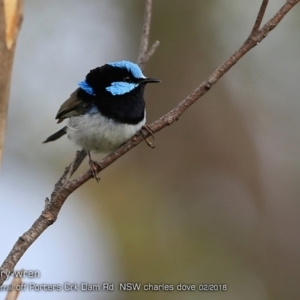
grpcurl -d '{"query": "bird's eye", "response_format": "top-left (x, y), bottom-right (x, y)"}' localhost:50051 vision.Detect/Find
top-left (124, 76), bottom-right (131, 82)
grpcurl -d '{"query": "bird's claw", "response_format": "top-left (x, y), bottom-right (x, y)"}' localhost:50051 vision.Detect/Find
top-left (141, 125), bottom-right (155, 148)
top-left (89, 160), bottom-right (100, 183)
top-left (88, 151), bottom-right (100, 183)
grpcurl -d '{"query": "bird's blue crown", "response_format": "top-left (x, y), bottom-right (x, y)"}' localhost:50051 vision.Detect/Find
top-left (78, 80), bottom-right (95, 95)
top-left (108, 61), bottom-right (145, 79)
top-left (78, 60), bottom-right (145, 96)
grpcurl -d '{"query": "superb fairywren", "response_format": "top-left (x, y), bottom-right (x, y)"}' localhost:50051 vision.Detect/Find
top-left (44, 60), bottom-right (160, 179)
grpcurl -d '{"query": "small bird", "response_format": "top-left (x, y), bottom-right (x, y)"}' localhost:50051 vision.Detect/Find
top-left (44, 60), bottom-right (160, 180)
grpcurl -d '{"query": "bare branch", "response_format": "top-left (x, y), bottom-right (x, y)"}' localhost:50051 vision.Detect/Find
top-left (142, 40), bottom-right (160, 66)
top-left (137, 0), bottom-right (158, 69)
top-left (66, 149), bottom-right (87, 179)
top-left (0, 0), bottom-right (299, 286)
top-left (250, 0), bottom-right (269, 35)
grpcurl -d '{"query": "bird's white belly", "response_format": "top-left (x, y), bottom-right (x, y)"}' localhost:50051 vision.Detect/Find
top-left (67, 113), bottom-right (145, 152)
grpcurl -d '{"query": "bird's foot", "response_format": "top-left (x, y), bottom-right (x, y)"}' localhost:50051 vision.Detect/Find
top-left (89, 160), bottom-right (100, 183)
top-left (88, 151), bottom-right (100, 183)
top-left (141, 125), bottom-right (155, 148)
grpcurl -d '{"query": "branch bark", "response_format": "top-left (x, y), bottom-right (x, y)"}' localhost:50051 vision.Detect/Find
top-left (0, 0), bottom-right (299, 286)
top-left (0, 0), bottom-right (23, 165)
top-left (137, 0), bottom-right (160, 70)
top-left (251, 0), bottom-right (269, 35)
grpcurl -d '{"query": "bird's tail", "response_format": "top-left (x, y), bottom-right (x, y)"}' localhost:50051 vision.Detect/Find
top-left (43, 126), bottom-right (67, 143)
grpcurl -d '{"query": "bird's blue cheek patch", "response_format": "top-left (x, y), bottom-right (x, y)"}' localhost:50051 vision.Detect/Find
top-left (106, 82), bottom-right (138, 96)
top-left (78, 80), bottom-right (95, 95)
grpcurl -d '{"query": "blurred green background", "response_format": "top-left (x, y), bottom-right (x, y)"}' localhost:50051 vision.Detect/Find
top-left (1, 0), bottom-right (300, 299)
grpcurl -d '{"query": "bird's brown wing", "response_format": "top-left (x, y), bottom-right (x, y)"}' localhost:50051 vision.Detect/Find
top-left (55, 88), bottom-right (89, 123)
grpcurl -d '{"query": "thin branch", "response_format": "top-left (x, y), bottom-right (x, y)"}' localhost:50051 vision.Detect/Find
top-left (66, 149), bottom-right (87, 179)
top-left (139, 0), bottom-right (152, 55)
top-left (137, 0), bottom-right (157, 69)
top-left (0, 0), bottom-right (299, 286)
top-left (250, 0), bottom-right (269, 35)
top-left (142, 40), bottom-right (160, 66)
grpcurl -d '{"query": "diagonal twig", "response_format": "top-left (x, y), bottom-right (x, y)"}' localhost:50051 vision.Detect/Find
top-left (66, 149), bottom-right (87, 179)
top-left (250, 0), bottom-right (269, 35)
top-left (137, 0), bottom-right (159, 69)
top-left (143, 40), bottom-right (160, 66)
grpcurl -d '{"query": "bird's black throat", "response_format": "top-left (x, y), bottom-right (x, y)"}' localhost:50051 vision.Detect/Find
top-left (77, 85), bottom-right (146, 125)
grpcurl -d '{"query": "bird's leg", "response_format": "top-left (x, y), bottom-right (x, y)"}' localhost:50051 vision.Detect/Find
top-left (141, 125), bottom-right (155, 148)
top-left (87, 151), bottom-right (100, 183)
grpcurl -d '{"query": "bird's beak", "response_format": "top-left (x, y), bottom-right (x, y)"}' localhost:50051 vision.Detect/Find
top-left (140, 77), bottom-right (161, 84)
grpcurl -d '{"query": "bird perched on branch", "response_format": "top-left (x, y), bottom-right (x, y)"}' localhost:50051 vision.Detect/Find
top-left (44, 60), bottom-right (160, 181)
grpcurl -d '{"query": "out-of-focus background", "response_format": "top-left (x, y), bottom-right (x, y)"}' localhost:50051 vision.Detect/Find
top-left (0, 0), bottom-right (299, 299)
